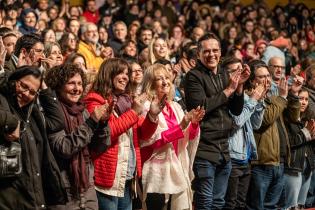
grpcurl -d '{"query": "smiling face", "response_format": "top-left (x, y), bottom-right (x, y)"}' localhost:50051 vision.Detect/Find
top-left (49, 44), bottom-right (63, 66)
top-left (199, 38), bottom-right (221, 72)
top-left (15, 75), bottom-right (41, 107)
top-left (113, 68), bottom-right (129, 94)
top-left (59, 73), bottom-right (83, 105)
top-left (130, 63), bottom-right (143, 84)
top-left (154, 69), bottom-right (171, 100)
top-left (153, 38), bottom-right (168, 59)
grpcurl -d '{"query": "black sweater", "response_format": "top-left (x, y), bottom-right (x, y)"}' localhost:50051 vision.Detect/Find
top-left (184, 60), bottom-right (244, 164)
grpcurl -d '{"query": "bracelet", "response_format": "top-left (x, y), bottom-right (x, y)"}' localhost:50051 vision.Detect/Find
top-left (148, 112), bottom-right (158, 123)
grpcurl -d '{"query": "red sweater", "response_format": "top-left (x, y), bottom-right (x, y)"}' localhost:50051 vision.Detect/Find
top-left (83, 92), bottom-right (157, 188)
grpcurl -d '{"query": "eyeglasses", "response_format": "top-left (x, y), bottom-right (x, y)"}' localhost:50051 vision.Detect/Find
top-left (16, 80), bottom-right (38, 96)
top-left (256, 74), bottom-right (271, 79)
top-left (132, 69), bottom-right (143, 74)
top-left (270, 65), bottom-right (285, 70)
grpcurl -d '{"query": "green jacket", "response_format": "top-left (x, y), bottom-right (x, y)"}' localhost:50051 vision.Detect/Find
top-left (253, 93), bottom-right (300, 166)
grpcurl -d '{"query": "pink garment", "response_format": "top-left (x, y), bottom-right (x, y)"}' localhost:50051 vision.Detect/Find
top-left (141, 103), bottom-right (199, 163)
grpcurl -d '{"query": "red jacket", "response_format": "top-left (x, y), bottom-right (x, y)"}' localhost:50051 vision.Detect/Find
top-left (83, 92), bottom-right (157, 188)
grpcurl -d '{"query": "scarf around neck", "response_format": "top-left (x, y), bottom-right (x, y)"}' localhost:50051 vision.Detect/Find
top-left (59, 99), bottom-right (90, 193)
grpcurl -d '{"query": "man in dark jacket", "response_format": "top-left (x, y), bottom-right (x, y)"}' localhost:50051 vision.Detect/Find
top-left (184, 33), bottom-right (247, 209)
top-left (3, 33), bottom-right (45, 74)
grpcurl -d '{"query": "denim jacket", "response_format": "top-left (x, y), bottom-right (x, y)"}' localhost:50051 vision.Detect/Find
top-left (228, 94), bottom-right (265, 162)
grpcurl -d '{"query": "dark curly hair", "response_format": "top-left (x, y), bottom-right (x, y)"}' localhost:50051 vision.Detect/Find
top-left (45, 63), bottom-right (87, 94)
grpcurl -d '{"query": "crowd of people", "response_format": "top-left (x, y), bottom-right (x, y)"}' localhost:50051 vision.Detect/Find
top-left (0, 0), bottom-right (315, 209)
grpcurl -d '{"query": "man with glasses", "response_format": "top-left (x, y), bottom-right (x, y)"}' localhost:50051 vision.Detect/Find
top-left (268, 56), bottom-right (286, 85)
top-left (184, 33), bottom-right (248, 209)
top-left (3, 34), bottom-right (45, 74)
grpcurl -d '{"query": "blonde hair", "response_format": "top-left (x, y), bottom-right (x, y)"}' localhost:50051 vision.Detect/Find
top-left (142, 64), bottom-right (174, 102)
top-left (148, 37), bottom-right (170, 64)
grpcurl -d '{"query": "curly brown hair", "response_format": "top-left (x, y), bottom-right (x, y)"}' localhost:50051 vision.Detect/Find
top-left (45, 63), bottom-right (87, 94)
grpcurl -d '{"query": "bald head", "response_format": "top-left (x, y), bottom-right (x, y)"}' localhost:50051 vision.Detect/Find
top-left (268, 56), bottom-right (285, 82)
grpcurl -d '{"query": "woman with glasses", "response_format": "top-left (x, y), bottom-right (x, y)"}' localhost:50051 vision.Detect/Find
top-left (59, 32), bottom-right (78, 60)
top-left (0, 66), bottom-right (67, 209)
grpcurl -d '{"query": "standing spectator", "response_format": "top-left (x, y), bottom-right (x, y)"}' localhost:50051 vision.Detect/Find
top-left (246, 60), bottom-right (301, 210)
top-left (83, 58), bottom-right (162, 210)
top-left (129, 61), bottom-right (143, 96)
top-left (191, 26), bottom-right (205, 42)
top-left (0, 66), bottom-right (67, 209)
top-left (45, 63), bottom-right (110, 210)
top-left (184, 33), bottom-right (247, 209)
top-left (41, 29), bottom-right (56, 44)
top-left (140, 63), bottom-right (204, 210)
top-left (223, 57), bottom-right (267, 210)
top-left (283, 86), bottom-right (315, 209)
top-left (78, 23), bottom-right (103, 73)
top-left (108, 21), bottom-right (128, 56)
top-left (82, 0), bottom-right (100, 24)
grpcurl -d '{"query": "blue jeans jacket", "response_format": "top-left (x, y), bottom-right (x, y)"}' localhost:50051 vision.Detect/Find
top-left (228, 94), bottom-right (265, 161)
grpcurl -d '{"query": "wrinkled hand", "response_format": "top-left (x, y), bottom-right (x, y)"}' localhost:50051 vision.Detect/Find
top-left (132, 93), bottom-right (148, 115)
top-left (290, 75), bottom-right (304, 96)
top-left (5, 121), bottom-right (20, 141)
top-left (90, 104), bottom-right (109, 122)
top-left (278, 77), bottom-right (288, 98)
top-left (0, 37), bottom-right (7, 68)
top-left (149, 94), bottom-right (166, 118)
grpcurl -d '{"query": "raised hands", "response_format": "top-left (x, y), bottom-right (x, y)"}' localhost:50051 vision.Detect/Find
top-left (224, 69), bottom-right (241, 97)
top-left (90, 104), bottom-right (110, 123)
top-left (289, 75), bottom-right (304, 96)
top-left (238, 64), bottom-right (251, 85)
top-left (132, 93), bottom-right (148, 115)
top-left (149, 94), bottom-right (166, 118)
top-left (180, 106), bottom-right (205, 130)
top-left (278, 77), bottom-right (288, 99)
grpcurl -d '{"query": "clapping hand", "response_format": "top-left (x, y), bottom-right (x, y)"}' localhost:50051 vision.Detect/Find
top-left (180, 106), bottom-right (205, 130)
top-left (149, 94), bottom-right (166, 119)
top-left (278, 77), bottom-right (288, 98)
top-left (289, 75), bottom-right (304, 96)
top-left (90, 104), bottom-right (109, 123)
top-left (238, 64), bottom-right (251, 85)
top-left (250, 83), bottom-right (266, 101)
top-left (132, 93), bottom-right (148, 115)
